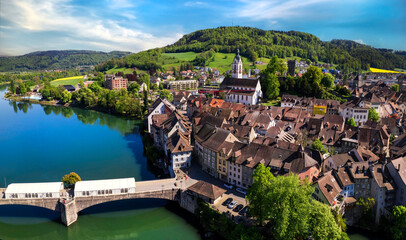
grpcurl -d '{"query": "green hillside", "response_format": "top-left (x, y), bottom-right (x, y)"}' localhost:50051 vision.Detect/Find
top-left (96, 26), bottom-right (406, 74)
top-left (0, 50), bottom-right (131, 72)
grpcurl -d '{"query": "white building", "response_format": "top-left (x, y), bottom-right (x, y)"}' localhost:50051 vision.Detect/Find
top-left (228, 160), bottom-right (243, 188)
top-left (5, 182), bottom-right (63, 199)
top-left (146, 98), bottom-right (176, 132)
top-left (74, 178), bottom-right (136, 197)
top-left (220, 50), bottom-right (262, 105)
top-left (165, 131), bottom-right (193, 171)
top-left (339, 100), bottom-right (369, 126)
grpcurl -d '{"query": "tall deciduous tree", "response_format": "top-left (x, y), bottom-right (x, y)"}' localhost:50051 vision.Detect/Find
top-left (159, 89), bottom-right (173, 102)
top-left (368, 107), bottom-right (379, 122)
top-left (321, 73), bottom-right (335, 89)
top-left (390, 205), bottom-right (406, 240)
top-left (246, 163), bottom-right (274, 226)
top-left (62, 172), bottom-right (81, 187)
top-left (308, 201), bottom-right (343, 240)
top-left (260, 56), bottom-right (282, 100)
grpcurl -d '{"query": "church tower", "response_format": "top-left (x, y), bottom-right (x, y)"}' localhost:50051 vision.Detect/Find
top-left (232, 49), bottom-right (243, 79)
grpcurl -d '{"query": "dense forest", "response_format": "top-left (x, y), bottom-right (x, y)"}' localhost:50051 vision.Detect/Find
top-left (162, 27), bottom-right (406, 72)
top-left (96, 26), bottom-right (406, 74)
top-left (0, 50), bottom-right (131, 72)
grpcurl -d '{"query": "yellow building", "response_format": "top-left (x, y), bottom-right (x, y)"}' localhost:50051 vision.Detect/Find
top-left (313, 105), bottom-right (327, 115)
top-left (217, 150), bottom-right (228, 181)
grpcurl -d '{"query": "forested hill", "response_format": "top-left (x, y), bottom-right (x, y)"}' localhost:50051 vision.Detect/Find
top-left (162, 27), bottom-right (406, 72)
top-left (0, 50), bottom-right (131, 72)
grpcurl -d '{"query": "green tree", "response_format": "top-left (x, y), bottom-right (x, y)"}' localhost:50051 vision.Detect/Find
top-left (246, 163), bottom-right (274, 226)
top-left (61, 172), bottom-right (81, 187)
top-left (128, 82), bottom-right (140, 93)
top-left (356, 197), bottom-right (375, 226)
top-left (266, 174), bottom-right (314, 240)
top-left (302, 66), bottom-right (323, 98)
top-left (312, 139), bottom-right (327, 154)
top-left (391, 84), bottom-right (399, 92)
top-left (159, 89), bottom-right (173, 102)
top-left (18, 81), bottom-right (27, 95)
top-left (390, 205), bottom-right (406, 240)
top-left (347, 117), bottom-right (357, 127)
top-left (332, 206), bottom-right (347, 232)
top-left (61, 90), bottom-right (72, 103)
top-left (139, 74), bottom-right (150, 89)
top-left (368, 107), bottom-right (379, 122)
top-left (9, 79), bottom-right (16, 94)
top-left (308, 201), bottom-right (342, 240)
top-left (219, 91), bottom-right (226, 100)
top-left (321, 73), bottom-right (335, 89)
top-left (260, 57), bottom-right (281, 99)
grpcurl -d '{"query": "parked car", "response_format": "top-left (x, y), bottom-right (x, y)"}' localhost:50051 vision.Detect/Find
top-left (223, 183), bottom-right (233, 189)
top-left (227, 200), bottom-right (238, 209)
top-left (233, 204), bottom-right (244, 212)
top-left (239, 206), bottom-right (248, 215)
top-left (222, 197), bottom-right (233, 206)
top-left (236, 188), bottom-right (247, 195)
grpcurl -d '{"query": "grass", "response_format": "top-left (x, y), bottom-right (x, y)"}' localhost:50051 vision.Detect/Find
top-left (370, 67), bottom-right (406, 74)
top-left (261, 99), bottom-right (281, 106)
top-left (51, 76), bottom-right (83, 87)
top-left (162, 52), bottom-right (197, 61)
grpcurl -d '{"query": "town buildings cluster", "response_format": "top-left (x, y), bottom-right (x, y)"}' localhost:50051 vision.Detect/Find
top-left (146, 51), bottom-right (406, 227)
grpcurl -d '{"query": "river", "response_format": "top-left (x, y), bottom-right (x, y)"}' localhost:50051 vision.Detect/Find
top-left (0, 86), bottom-right (201, 240)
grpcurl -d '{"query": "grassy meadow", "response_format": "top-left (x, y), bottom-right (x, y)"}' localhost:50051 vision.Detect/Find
top-left (50, 76), bottom-right (83, 86)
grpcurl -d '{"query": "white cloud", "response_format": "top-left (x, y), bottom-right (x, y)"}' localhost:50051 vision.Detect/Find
top-left (235, 0), bottom-right (332, 20)
top-left (0, 0), bottom-right (182, 53)
top-left (184, 1), bottom-right (207, 7)
top-left (354, 39), bottom-right (365, 45)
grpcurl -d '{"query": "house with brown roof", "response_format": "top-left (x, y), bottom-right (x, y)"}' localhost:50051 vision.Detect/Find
top-left (147, 98), bottom-right (176, 132)
top-left (312, 171), bottom-right (344, 210)
top-left (186, 181), bottom-right (226, 204)
top-left (333, 167), bottom-right (355, 197)
top-left (323, 153), bottom-right (357, 172)
top-left (195, 124), bottom-right (239, 178)
top-left (390, 133), bottom-right (406, 158)
top-left (358, 120), bottom-right (390, 158)
top-left (165, 131), bottom-right (193, 172)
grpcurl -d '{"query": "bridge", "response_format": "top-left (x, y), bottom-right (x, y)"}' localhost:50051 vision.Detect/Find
top-left (0, 178), bottom-right (187, 226)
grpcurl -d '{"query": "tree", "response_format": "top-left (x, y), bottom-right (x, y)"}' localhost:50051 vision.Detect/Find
top-left (391, 84), bottom-right (399, 92)
top-left (219, 91), bottom-right (226, 100)
top-left (308, 201), bottom-right (342, 240)
top-left (265, 174), bottom-right (314, 240)
top-left (321, 73), bottom-right (335, 89)
top-left (9, 79), bottom-right (16, 94)
top-left (260, 57), bottom-right (281, 100)
top-left (356, 197), bottom-right (375, 226)
top-left (368, 107), bottom-right (379, 122)
top-left (347, 117), bottom-right (357, 127)
top-left (390, 205), bottom-right (406, 240)
top-left (302, 66), bottom-right (323, 98)
top-left (61, 90), bottom-right (72, 103)
top-left (17, 81), bottom-right (27, 95)
top-left (128, 82), bottom-right (140, 93)
top-left (61, 172), bottom-right (81, 187)
top-left (246, 163), bottom-right (274, 226)
top-left (143, 86), bottom-right (149, 113)
top-left (139, 73), bottom-right (151, 89)
top-left (159, 89), bottom-right (173, 102)
top-left (312, 139), bottom-right (327, 154)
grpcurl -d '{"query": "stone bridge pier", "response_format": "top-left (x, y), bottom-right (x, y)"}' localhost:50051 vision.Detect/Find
top-left (60, 200), bottom-right (78, 226)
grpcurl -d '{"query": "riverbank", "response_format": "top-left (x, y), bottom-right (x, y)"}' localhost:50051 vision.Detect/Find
top-left (4, 92), bottom-right (145, 120)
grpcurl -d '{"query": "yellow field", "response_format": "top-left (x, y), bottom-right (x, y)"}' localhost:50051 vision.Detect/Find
top-left (52, 76), bottom-right (84, 81)
top-left (370, 67), bottom-right (405, 74)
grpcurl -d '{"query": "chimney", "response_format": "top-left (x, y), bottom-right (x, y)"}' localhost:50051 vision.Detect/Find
top-left (398, 164), bottom-right (401, 171)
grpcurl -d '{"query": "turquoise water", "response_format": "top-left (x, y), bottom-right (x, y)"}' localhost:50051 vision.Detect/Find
top-left (0, 86), bottom-right (200, 239)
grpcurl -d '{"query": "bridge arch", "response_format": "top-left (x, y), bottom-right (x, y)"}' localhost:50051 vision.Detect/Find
top-left (75, 188), bottom-right (180, 213)
top-left (0, 198), bottom-right (60, 212)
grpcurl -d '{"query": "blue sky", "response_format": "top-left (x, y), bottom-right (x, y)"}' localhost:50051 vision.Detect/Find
top-left (0, 0), bottom-right (405, 56)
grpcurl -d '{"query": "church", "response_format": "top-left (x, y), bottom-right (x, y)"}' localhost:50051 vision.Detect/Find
top-left (220, 50), bottom-right (262, 105)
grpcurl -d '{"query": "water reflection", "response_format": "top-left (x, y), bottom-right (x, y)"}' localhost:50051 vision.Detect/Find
top-left (8, 99), bottom-right (140, 135)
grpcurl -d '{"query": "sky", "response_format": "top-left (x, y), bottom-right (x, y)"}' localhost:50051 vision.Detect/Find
top-left (0, 0), bottom-right (405, 56)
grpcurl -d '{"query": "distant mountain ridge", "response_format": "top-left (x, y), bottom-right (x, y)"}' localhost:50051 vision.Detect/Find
top-left (0, 50), bottom-right (132, 72)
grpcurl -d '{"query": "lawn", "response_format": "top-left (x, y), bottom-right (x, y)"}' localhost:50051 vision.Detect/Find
top-left (163, 52), bottom-right (197, 61)
top-left (51, 76), bottom-right (83, 87)
top-left (106, 67), bottom-right (139, 75)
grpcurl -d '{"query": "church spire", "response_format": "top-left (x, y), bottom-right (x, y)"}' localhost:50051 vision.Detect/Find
top-left (232, 49), bottom-right (243, 79)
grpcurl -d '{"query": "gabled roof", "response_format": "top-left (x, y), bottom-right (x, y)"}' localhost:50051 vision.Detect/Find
top-left (166, 131), bottom-right (193, 154)
top-left (315, 171), bottom-right (342, 205)
top-left (187, 181), bottom-right (226, 200)
top-left (220, 78), bottom-right (259, 89)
